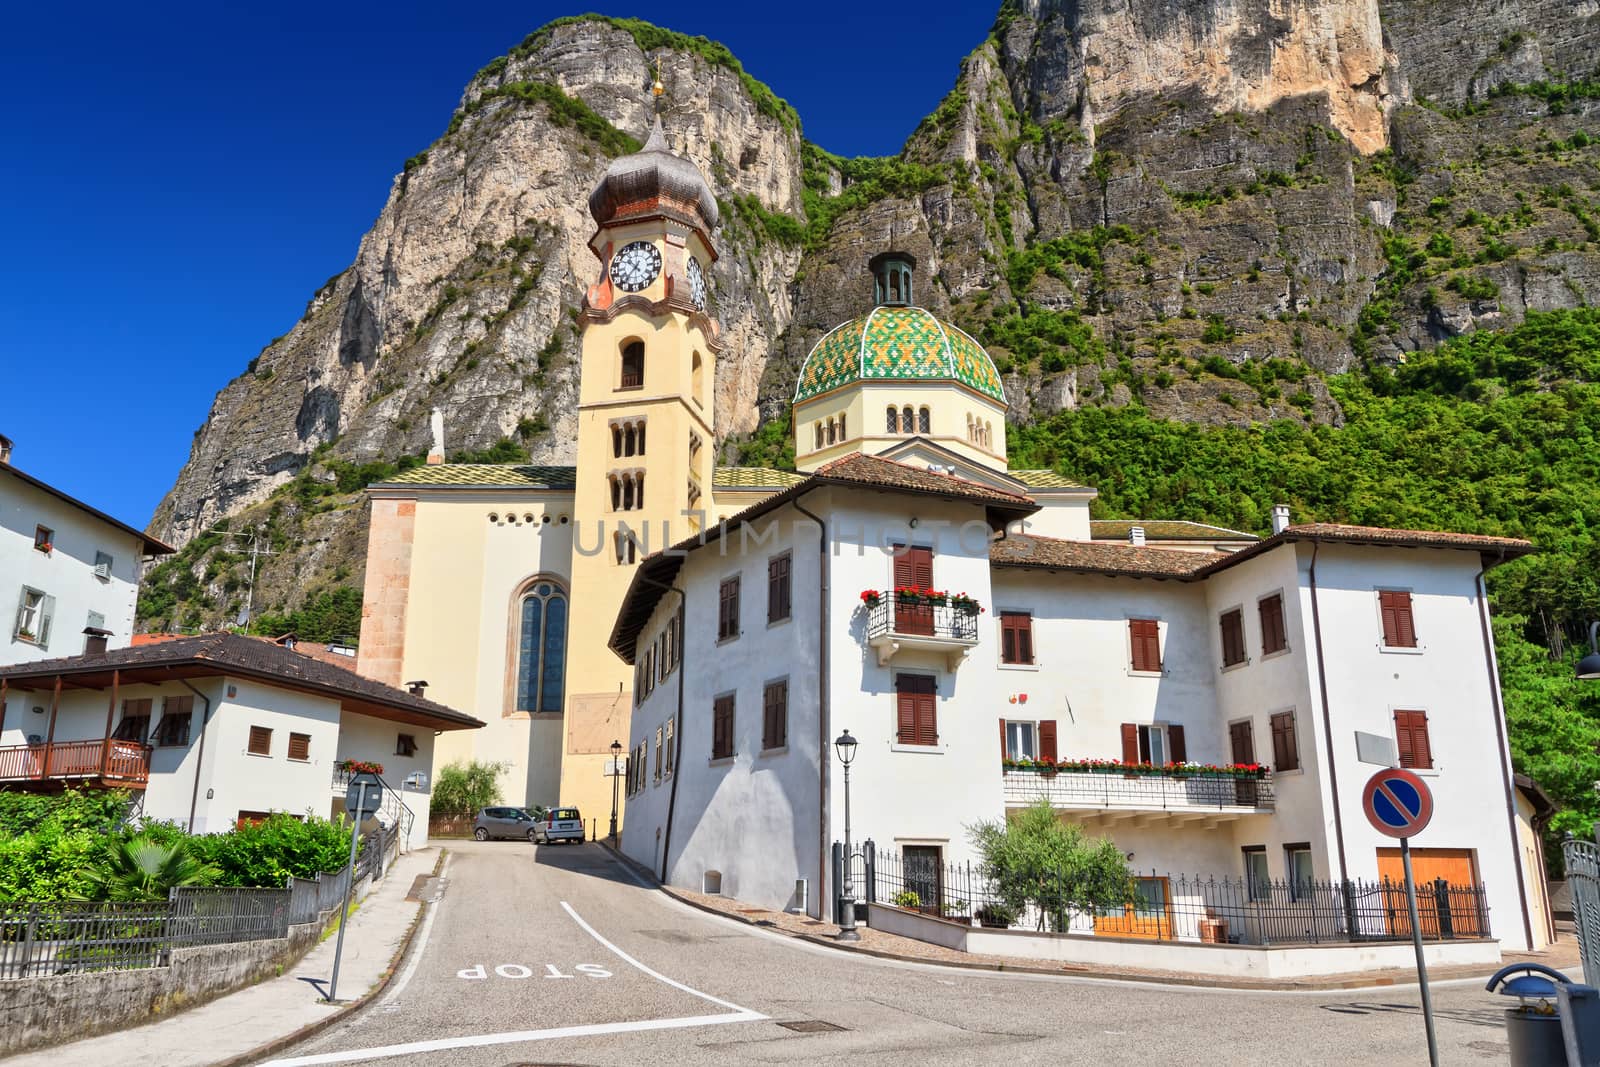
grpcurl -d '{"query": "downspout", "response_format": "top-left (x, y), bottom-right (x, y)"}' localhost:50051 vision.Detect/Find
top-left (1475, 550), bottom-right (1534, 950)
top-left (793, 499), bottom-right (829, 920)
top-left (182, 678), bottom-right (213, 834)
top-left (1308, 542), bottom-right (1350, 884)
top-left (654, 583), bottom-right (686, 883)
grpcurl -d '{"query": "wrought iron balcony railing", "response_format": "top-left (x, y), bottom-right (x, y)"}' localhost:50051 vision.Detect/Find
top-left (1002, 767), bottom-right (1275, 816)
top-left (863, 594), bottom-right (981, 668)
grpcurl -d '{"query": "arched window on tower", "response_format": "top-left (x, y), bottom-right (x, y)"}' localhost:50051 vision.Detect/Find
top-left (966, 413), bottom-right (975, 442)
top-left (612, 426), bottom-right (623, 458)
top-left (691, 351), bottom-right (704, 407)
top-left (610, 476), bottom-right (622, 511)
top-left (827, 419), bottom-right (837, 446)
top-left (902, 407), bottom-right (914, 435)
top-left (815, 422), bottom-right (824, 451)
top-left (636, 422), bottom-right (646, 455)
top-left (886, 406), bottom-right (899, 434)
top-left (984, 420), bottom-right (994, 450)
top-left (515, 581), bottom-right (568, 713)
top-left (620, 341), bottom-right (644, 389)
top-left (838, 413), bottom-right (846, 441)
top-left (918, 407), bottom-right (931, 434)
top-left (623, 424), bottom-right (636, 457)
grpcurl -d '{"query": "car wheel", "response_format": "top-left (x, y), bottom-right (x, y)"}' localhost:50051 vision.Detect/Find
top-left (474, 828), bottom-right (489, 842)
top-left (527, 829), bottom-right (538, 843)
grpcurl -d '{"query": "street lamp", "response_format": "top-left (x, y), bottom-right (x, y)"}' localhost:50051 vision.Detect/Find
top-left (834, 729), bottom-right (860, 942)
top-left (1578, 622), bottom-right (1600, 681)
top-left (609, 739), bottom-right (623, 843)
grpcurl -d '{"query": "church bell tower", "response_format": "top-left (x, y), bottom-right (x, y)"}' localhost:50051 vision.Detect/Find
top-left (559, 86), bottom-right (721, 820)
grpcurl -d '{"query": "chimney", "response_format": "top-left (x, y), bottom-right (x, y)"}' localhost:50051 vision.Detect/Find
top-left (427, 408), bottom-right (446, 465)
top-left (1271, 504), bottom-right (1291, 535)
top-left (83, 627), bottom-right (111, 655)
top-left (406, 680), bottom-right (429, 698)
top-left (1129, 526), bottom-right (1146, 547)
top-left (0, 433), bottom-right (12, 464)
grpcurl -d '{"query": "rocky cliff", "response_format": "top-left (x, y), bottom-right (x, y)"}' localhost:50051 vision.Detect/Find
top-left (144, 4), bottom-right (1600, 631)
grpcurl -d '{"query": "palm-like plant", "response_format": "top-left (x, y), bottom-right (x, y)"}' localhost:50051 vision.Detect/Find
top-left (80, 835), bottom-right (221, 901)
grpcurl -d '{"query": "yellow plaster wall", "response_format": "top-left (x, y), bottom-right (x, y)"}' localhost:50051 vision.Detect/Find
top-left (794, 382), bottom-right (1008, 473)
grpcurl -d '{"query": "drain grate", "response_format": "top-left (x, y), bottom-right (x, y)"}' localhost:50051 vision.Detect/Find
top-left (777, 1020), bottom-right (847, 1034)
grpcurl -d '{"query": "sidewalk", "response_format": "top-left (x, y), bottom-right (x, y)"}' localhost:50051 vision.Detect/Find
top-left (11, 848), bottom-right (443, 1067)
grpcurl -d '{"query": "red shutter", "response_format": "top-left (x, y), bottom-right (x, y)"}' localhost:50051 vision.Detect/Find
top-left (1167, 724), bottom-right (1186, 764)
top-left (1001, 621), bottom-right (1016, 664)
top-left (1130, 619), bottom-right (1161, 672)
top-left (999, 718), bottom-right (1008, 760)
top-left (1017, 615), bottom-right (1033, 664)
top-left (1395, 710), bottom-right (1432, 769)
top-left (1120, 723), bottom-right (1139, 764)
top-left (897, 674), bottom-right (937, 745)
top-left (1038, 720), bottom-right (1058, 764)
top-left (893, 546), bottom-right (935, 636)
top-left (1381, 591), bottom-right (1417, 648)
top-left (897, 679), bottom-right (917, 745)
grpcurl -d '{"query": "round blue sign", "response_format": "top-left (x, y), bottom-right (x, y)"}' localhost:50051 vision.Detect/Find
top-left (1362, 767), bottom-right (1433, 838)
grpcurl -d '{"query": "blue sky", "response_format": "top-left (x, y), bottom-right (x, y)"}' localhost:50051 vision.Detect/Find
top-left (0, 2), bottom-right (995, 528)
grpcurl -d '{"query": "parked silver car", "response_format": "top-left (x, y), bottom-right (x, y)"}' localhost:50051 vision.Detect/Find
top-left (534, 807), bottom-right (585, 845)
top-left (473, 806), bottom-right (538, 841)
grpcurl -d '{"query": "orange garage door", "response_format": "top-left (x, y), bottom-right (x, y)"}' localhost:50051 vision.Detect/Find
top-left (1376, 848), bottom-right (1485, 938)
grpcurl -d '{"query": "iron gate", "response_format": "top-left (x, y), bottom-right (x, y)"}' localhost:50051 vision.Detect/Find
top-left (1564, 834), bottom-right (1600, 985)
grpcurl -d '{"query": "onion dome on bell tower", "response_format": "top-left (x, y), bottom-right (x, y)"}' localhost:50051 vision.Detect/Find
top-left (587, 117), bottom-right (719, 237)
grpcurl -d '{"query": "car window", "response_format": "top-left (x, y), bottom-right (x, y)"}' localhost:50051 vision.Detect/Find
top-left (554, 808), bottom-right (580, 821)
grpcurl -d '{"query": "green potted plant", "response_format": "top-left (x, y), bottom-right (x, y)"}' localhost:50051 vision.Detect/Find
top-left (892, 889), bottom-right (922, 909)
top-left (951, 592), bottom-right (980, 614)
top-left (941, 897), bottom-right (970, 922)
top-left (976, 902), bottom-right (1019, 928)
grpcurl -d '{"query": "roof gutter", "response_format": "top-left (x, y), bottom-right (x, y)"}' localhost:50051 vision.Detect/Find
top-left (1475, 548), bottom-right (1534, 950)
top-left (794, 497), bottom-right (830, 920)
top-left (1308, 541), bottom-right (1350, 884)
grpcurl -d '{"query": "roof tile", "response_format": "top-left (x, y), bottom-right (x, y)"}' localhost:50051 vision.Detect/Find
top-left (992, 535), bottom-right (1212, 579)
top-left (376, 464), bottom-right (577, 489)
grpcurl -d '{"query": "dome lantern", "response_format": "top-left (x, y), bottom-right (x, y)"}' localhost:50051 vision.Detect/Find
top-left (869, 251), bottom-right (916, 308)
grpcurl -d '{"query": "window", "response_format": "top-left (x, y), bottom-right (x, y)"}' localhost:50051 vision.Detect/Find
top-left (112, 699), bottom-right (152, 742)
top-left (247, 725), bottom-right (272, 756)
top-left (620, 340), bottom-right (644, 389)
top-left (13, 587), bottom-right (53, 646)
top-left (891, 545), bottom-right (934, 636)
top-left (762, 679), bottom-right (788, 750)
top-left (691, 351), bottom-right (704, 404)
top-left (1394, 709), bottom-right (1433, 769)
top-left (1379, 589), bottom-right (1417, 648)
top-left (1128, 618), bottom-right (1162, 673)
top-left (34, 525), bottom-right (53, 552)
top-left (827, 419), bottom-right (837, 445)
top-left (1000, 612), bottom-right (1034, 665)
top-left (767, 553), bottom-right (791, 624)
top-left (1121, 722), bottom-right (1187, 764)
top-left (1259, 594), bottom-right (1287, 655)
top-left (236, 810), bottom-right (273, 829)
top-left (814, 423), bottom-right (824, 450)
top-left (712, 694), bottom-right (735, 760)
top-left (614, 530), bottom-right (638, 565)
top-left (1004, 720), bottom-right (1036, 761)
top-left (396, 733), bottom-right (418, 757)
top-left (886, 406), bottom-right (899, 434)
top-left (1268, 711), bottom-right (1299, 771)
top-left (838, 413), bottom-right (846, 440)
top-left (1218, 608), bottom-right (1246, 667)
top-left (654, 726), bottom-right (664, 782)
top-left (153, 696), bottom-right (193, 747)
top-left (1229, 719), bottom-right (1256, 765)
top-left (1285, 845), bottom-right (1314, 900)
top-left (1243, 847), bottom-right (1270, 901)
top-left (608, 472), bottom-right (645, 512)
top-left (288, 732), bottom-right (311, 761)
top-left (917, 407), bottom-right (930, 434)
top-left (901, 406), bottom-right (914, 435)
top-left (664, 718), bottom-right (674, 778)
top-left (93, 551), bottom-right (113, 579)
top-left (516, 582), bottom-right (568, 713)
top-left (718, 577), bottom-right (741, 641)
top-left (895, 673), bottom-right (938, 746)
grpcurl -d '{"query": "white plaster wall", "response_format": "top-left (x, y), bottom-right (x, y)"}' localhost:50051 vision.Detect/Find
top-left (336, 711), bottom-right (436, 849)
top-left (0, 471), bottom-right (145, 664)
top-left (1013, 496), bottom-right (1093, 541)
top-left (622, 498), bottom-right (823, 914)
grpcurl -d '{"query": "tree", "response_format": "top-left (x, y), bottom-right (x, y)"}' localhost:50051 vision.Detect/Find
top-left (433, 760), bottom-right (510, 816)
top-left (77, 835), bottom-right (220, 902)
top-left (967, 799), bottom-right (1132, 931)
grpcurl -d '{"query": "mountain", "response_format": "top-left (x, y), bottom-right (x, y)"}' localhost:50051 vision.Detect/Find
top-left (145, 2), bottom-right (1598, 618)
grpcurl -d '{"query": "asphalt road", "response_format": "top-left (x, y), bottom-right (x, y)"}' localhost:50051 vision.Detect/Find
top-left (262, 841), bottom-right (1516, 1066)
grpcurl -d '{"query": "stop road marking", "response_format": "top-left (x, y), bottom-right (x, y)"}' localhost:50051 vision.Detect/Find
top-left (457, 963), bottom-right (613, 980)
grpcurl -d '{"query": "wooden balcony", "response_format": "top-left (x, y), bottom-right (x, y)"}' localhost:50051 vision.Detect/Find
top-left (864, 594), bottom-right (981, 669)
top-left (0, 740), bottom-right (152, 790)
top-left (1002, 767), bottom-right (1274, 824)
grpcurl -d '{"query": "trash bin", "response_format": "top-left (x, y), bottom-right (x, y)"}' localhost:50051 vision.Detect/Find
top-left (1486, 963), bottom-right (1597, 1066)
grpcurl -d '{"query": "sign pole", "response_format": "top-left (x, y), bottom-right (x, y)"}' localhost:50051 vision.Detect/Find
top-left (328, 781), bottom-right (369, 1003)
top-left (1400, 836), bottom-right (1440, 1067)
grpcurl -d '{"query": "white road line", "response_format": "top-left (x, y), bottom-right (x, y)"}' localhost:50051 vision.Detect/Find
top-left (376, 852), bottom-right (450, 1009)
top-left (258, 1012), bottom-right (762, 1067)
top-left (559, 899), bottom-right (761, 1015)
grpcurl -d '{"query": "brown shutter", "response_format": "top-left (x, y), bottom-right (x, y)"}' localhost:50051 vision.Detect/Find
top-left (1167, 724), bottom-right (1187, 764)
top-left (1220, 610), bottom-right (1244, 666)
top-left (1130, 619), bottom-right (1161, 672)
top-left (288, 732), bottom-right (310, 761)
top-left (1230, 720), bottom-right (1255, 765)
top-left (1259, 595), bottom-right (1286, 655)
top-left (1270, 711), bottom-right (1299, 771)
top-left (897, 677), bottom-right (916, 744)
top-left (1380, 591), bottom-right (1417, 648)
top-left (916, 683), bottom-right (937, 746)
top-left (248, 725), bottom-right (272, 756)
top-left (1120, 723), bottom-right (1139, 764)
top-left (1038, 720), bottom-right (1058, 764)
top-left (1001, 619), bottom-right (1016, 664)
top-left (768, 555), bottom-right (791, 623)
top-left (1395, 710), bottom-right (1432, 769)
top-left (999, 718), bottom-right (1008, 760)
top-left (897, 674), bottom-right (936, 745)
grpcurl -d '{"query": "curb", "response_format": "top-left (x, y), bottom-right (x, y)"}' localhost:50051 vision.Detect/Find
top-left (220, 849), bottom-right (447, 1067)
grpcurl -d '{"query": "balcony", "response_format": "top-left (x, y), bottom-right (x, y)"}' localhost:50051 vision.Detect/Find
top-left (864, 593), bottom-right (981, 669)
top-left (1002, 766), bottom-right (1274, 824)
top-left (0, 740), bottom-right (152, 790)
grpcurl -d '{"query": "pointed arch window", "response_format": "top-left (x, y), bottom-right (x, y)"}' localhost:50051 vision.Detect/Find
top-left (516, 581), bottom-right (568, 713)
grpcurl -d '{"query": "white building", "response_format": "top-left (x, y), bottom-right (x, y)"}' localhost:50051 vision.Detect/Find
top-left (0, 633), bottom-right (483, 847)
top-left (1, 434), bottom-right (176, 663)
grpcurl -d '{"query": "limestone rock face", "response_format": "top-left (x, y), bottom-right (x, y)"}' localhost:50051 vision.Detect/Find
top-left (147, 7), bottom-right (1600, 630)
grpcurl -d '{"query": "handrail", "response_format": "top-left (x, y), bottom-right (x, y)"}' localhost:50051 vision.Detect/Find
top-left (0, 740), bottom-right (152, 784)
top-left (864, 594), bottom-right (980, 643)
top-left (331, 766), bottom-right (414, 852)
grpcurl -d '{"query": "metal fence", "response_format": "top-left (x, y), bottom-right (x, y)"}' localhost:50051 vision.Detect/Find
top-left (864, 595), bottom-right (981, 643)
top-left (1565, 833), bottom-right (1600, 985)
top-left (869, 847), bottom-right (1490, 946)
top-left (0, 824), bottom-right (397, 979)
top-left (1002, 769), bottom-right (1276, 812)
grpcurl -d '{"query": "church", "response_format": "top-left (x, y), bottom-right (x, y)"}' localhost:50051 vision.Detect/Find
top-left (356, 106), bottom-right (1548, 953)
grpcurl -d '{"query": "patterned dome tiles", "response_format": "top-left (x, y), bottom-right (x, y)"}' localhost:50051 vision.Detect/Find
top-left (792, 306), bottom-right (1007, 405)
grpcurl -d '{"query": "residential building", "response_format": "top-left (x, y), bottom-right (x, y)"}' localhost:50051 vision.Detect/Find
top-left (2, 435), bottom-right (175, 663)
top-left (0, 633), bottom-right (482, 846)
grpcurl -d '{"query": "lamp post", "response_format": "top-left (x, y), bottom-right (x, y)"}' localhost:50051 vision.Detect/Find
top-left (609, 739), bottom-right (623, 843)
top-left (834, 729), bottom-right (860, 942)
top-left (1578, 622), bottom-right (1600, 681)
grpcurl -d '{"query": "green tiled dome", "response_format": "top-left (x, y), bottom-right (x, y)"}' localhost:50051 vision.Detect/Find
top-left (792, 306), bottom-right (1007, 405)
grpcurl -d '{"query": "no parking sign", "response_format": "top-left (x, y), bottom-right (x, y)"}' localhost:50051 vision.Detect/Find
top-left (1361, 767), bottom-right (1433, 839)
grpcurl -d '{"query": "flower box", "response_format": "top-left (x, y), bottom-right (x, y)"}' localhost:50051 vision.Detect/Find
top-left (1003, 758), bottom-right (1268, 781)
top-left (340, 759), bottom-right (385, 776)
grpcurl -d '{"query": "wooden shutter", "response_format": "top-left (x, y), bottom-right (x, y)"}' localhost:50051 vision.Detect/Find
top-left (896, 674), bottom-right (936, 745)
top-left (1270, 711), bottom-right (1299, 771)
top-left (247, 725), bottom-right (272, 756)
top-left (1395, 710), bottom-right (1432, 769)
top-left (1120, 722), bottom-right (1140, 764)
top-left (1380, 590), bottom-right (1417, 648)
top-left (288, 732), bottom-right (310, 761)
top-left (768, 554), bottom-right (791, 623)
top-left (892, 546), bottom-right (934, 637)
top-left (1001, 612), bottom-right (1033, 664)
top-left (1259, 595), bottom-right (1286, 655)
top-left (713, 696), bottom-right (734, 759)
top-left (1229, 720), bottom-right (1255, 765)
top-left (1038, 719), bottom-right (1058, 764)
top-left (1220, 610), bottom-right (1245, 666)
top-left (763, 681), bottom-right (787, 750)
top-left (999, 718), bottom-right (1008, 760)
top-left (1168, 724), bottom-right (1187, 764)
top-left (1129, 619), bottom-right (1161, 672)
top-left (719, 578), bottom-right (740, 640)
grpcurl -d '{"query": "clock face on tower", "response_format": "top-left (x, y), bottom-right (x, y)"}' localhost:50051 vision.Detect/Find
top-left (686, 256), bottom-right (708, 311)
top-left (608, 241), bottom-right (662, 293)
